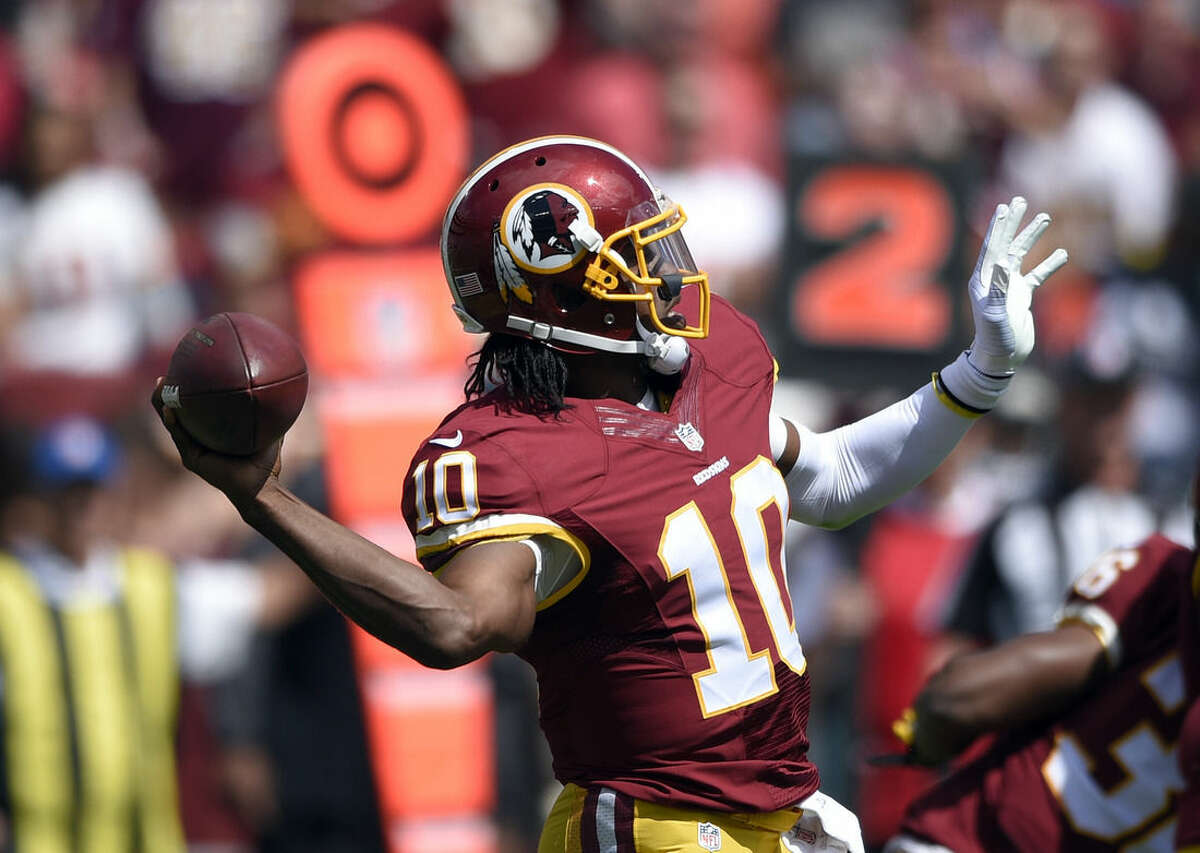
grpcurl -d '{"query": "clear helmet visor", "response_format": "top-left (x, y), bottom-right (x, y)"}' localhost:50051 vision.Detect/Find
top-left (627, 199), bottom-right (701, 284)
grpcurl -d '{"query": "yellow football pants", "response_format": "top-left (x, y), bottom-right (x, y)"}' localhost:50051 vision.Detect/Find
top-left (538, 783), bottom-right (799, 853)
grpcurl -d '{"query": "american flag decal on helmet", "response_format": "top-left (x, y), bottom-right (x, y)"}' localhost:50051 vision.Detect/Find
top-left (454, 272), bottom-right (484, 297)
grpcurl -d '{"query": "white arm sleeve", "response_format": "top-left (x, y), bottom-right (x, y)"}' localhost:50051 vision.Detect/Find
top-left (774, 382), bottom-right (974, 530)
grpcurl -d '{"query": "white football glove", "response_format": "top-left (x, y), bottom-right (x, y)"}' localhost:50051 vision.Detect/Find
top-left (941, 196), bottom-right (1068, 411)
top-left (783, 791), bottom-right (865, 853)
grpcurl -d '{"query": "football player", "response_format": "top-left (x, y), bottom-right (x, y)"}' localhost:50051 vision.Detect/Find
top-left (153, 136), bottom-right (1066, 852)
top-left (886, 524), bottom-right (1197, 851)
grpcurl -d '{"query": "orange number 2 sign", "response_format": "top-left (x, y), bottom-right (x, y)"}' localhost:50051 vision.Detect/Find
top-left (792, 165), bottom-right (954, 350)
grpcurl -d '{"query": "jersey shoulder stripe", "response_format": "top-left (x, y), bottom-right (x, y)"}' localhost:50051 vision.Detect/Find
top-left (418, 512), bottom-right (588, 567)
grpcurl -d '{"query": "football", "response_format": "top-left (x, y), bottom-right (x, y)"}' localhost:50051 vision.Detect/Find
top-left (162, 312), bottom-right (308, 456)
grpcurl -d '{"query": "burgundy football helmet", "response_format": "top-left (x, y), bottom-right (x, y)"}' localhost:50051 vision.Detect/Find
top-left (441, 136), bottom-right (710, 358)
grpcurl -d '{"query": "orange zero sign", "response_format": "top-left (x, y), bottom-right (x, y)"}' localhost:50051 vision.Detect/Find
top-left (277, 24), bottom-right (469, 245)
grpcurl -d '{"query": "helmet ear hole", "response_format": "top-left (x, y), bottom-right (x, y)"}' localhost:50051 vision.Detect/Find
top-left (553, 284), bottom-right (588, 312)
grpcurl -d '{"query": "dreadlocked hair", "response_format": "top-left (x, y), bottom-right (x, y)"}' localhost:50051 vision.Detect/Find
top-left (465, 333), bottom-right (571, 416)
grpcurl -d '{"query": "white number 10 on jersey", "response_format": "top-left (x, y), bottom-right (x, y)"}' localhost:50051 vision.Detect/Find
top-left (658, 456), bottom-right (806, 717)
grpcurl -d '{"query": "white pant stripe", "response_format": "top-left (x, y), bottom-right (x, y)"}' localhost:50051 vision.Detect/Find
top-left (596, 788), bottom-right (618, 853)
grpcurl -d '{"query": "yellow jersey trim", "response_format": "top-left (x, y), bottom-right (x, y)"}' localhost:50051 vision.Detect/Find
top-left (1057, 601), bottom-right (1122, 669)
top-left (892, 707), bottom-right (917, 747)
top-left (1059, 616), bottom-right (1110, 650)
top-left (422, 518), bottom-right (591, 610)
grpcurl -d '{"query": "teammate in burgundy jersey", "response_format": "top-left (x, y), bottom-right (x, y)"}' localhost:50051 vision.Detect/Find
top-left (887, 534), bottom-right (1194, 853)
top-left (152, 135), bottom-right (1066, 852)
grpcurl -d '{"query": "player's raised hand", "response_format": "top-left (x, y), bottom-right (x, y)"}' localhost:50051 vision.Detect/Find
top-left (966, 196), bottom-right (1068, 377)
top-left (151, 377), bottom-right (281, 505)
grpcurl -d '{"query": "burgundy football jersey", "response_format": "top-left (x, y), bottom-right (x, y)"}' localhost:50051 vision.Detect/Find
top-left (401, 295), bottom-right (818, 813)
top-left (900, 534), bottom-right (1192, 853)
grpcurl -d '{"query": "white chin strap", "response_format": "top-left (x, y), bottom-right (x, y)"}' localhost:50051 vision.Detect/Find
top-left (636, 316), bottom-right (690, 375)
top-left (503, 314), bottom-right (690, 373)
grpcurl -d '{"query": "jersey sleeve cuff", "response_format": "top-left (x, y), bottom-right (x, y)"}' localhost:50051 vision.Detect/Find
top-left (1057, 602), bottom-right (1122, 669)
top-left (418, 514), bottom-right (591, 599)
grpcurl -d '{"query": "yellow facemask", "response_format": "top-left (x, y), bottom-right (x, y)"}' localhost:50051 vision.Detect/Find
top-left (580, 199), bottom-right (710, 339)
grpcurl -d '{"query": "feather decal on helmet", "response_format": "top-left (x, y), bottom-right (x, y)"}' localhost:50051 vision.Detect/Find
top-left (492, 225), bottom-right (534, 305)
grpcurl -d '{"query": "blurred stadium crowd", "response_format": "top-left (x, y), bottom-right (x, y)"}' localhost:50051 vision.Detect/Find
top-left (0, 0), bottom-right (1196, 851)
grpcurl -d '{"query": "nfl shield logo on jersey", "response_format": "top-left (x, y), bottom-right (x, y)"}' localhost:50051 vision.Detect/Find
top-left (697, 821), bottom-right (722, 851)
top-left (676, 422), bottom-right (704, 452)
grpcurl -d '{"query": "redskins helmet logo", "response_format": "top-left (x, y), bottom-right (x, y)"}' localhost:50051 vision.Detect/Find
top-left (500, 183), bottom-right (595, 274)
